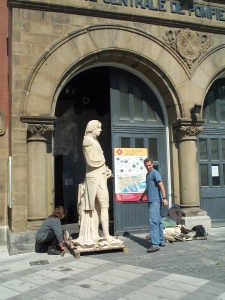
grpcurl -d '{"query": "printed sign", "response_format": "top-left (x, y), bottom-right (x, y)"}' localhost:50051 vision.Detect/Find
top-left (114, 148), bottom-right (148, 202)
top-left (212, 166), bottom-right (219, 177)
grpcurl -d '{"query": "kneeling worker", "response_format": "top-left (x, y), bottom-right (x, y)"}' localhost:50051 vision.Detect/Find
top-left (36, 206), bottom-right (67, 255)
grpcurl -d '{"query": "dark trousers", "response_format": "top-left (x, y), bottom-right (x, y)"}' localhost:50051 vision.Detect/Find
top-left (35, 230), bottom-right (62, 252)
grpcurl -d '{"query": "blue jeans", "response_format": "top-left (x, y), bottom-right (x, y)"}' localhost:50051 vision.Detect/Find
top-left (148, 202), bottom-right (165, 248)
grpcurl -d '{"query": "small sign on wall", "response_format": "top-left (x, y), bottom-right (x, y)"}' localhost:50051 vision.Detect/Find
top-left (65, 178), bottom-right (73, 186)
top-left (212, 166), bottom-right (219, 177)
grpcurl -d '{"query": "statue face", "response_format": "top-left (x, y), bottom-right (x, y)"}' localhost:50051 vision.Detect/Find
top-left (93, 126), bottom-right (102, 137)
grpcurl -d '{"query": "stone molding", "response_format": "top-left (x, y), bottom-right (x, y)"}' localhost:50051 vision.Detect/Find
top-left (8, 0), bottom-right (225, 35)
top-left (173, 119), bottom-right (205, 141)
top-left (163, 28), bottom-right (212, 69)
top-left (0, 108), bottom-right (6, 136)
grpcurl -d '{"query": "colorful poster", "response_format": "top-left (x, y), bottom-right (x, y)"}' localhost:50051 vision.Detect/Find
top-left (114, 148), bottom-right (148, 202)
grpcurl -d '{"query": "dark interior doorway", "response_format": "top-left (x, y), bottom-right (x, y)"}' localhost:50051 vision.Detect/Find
top-left (54, 67), bottom-right (113, 224)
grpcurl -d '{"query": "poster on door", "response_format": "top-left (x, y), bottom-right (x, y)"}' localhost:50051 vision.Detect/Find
top-left (114, 148), bottom-right (148, 202)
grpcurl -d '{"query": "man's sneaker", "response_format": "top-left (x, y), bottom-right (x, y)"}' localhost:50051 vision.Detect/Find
top-left (47, 246), bottom-right (61, 255)
top-left (147, 246), bottom-right (159, 253)
top-left (159, 244), bottom-right (165, 247)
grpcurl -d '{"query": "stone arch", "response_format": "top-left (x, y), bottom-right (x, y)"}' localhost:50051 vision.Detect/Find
top-left (21, 24), bottom-right (190, 121)
top-left (190, 44), bottom-right (225, 117)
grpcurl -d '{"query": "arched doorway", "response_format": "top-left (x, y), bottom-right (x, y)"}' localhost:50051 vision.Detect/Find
top-left (54, 66), bottom-right (168, 234)
top-left (198, 78), bottom-right (225, 225)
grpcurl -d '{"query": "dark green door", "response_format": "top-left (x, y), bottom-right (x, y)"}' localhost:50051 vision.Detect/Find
top-left (198, 79), bottom-right (225, 225)
top-left (110, 68), bottom-right (168, 234)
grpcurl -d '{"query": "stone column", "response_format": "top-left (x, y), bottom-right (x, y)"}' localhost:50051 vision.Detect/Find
top-left (172, 119), bottom-right (211, 233)
top-left (27, 123), bottom-right (54, 230)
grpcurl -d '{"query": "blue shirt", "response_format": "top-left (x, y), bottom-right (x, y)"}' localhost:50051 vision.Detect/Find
top-left (146, 168), bottom-right (162, 202)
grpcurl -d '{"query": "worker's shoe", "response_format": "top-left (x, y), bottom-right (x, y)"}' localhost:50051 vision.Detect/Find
top-left (47, 246), bottom-right (61, 255)
top-left (147, 246), bottom-right (159, 253)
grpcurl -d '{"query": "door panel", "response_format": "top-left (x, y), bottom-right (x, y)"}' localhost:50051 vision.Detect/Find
top-left (110, 68), bottom-right (168, 233)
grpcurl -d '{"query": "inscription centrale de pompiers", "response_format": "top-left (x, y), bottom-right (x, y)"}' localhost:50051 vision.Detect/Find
top-left (89, 0), bottom-right (225, 22)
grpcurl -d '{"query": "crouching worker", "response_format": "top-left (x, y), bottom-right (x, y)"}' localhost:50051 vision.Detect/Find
top-left (36, 206), bottom-right (67, 255)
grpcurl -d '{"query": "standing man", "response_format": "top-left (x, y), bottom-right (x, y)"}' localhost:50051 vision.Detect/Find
top-left (139, 158), bottom-right (168, 253)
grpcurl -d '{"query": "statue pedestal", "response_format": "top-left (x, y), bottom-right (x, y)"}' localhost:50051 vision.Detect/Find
top-left (64, 240), bottom-right (128, 259)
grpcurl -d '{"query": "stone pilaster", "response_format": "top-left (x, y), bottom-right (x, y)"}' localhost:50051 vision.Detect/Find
top-left (21, 116), bottom-right (55, 231)
top-left (173, 119), bottom-right (211, 232)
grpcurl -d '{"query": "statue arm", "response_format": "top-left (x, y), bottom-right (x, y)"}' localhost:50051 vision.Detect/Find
top-left (83, 141), bottom-right (105, 168)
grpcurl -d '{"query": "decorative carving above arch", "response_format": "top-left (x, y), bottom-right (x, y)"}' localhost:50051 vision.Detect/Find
top-left (163, 28), bottom-right (212, 69)
top-left (0, 108), bottom-right (6, 136)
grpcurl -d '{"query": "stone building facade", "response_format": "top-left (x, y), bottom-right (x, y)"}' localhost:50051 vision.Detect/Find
top-left (2, 0), bottom-right (225, 249)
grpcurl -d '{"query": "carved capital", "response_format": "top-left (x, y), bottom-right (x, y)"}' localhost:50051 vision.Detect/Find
top-left (172, 119), bottom-right (205, 142)
top-left (173, 125), bottom-right (203, 141)
top-left (28, 124), bottom-right (54, 140)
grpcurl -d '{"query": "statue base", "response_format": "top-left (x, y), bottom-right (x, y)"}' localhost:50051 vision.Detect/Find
top-left (64, 239), bottom-right (128, 259)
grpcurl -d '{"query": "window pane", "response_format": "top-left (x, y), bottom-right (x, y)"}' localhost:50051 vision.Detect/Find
top-left (223, 165), bottom-right (225, 185)
top-left (211, 139), bottom-right (218, 160)
top-left (220, 99), bottom-right (225, 122)
top-left (147, 101), bottom-right (156, 120)
top-left (135, 138), bottom-right (144, 148)
top-left (212, 164), bottom-right (220, 186)
top-left (133, 85), bottom-right (143, 121)
top-left (121, 138), bottom-right (130, 148)
top-left (222, 140), bottom-right (225, 160)
top-left (218, 86), bottom-right (225, 122)
top-left (199, 139), bottom-right (207, 160)
top-left (119, 78), bottom-right (129, 120)
top-left (148, 138), bottom-right (158, 161)
top-left (200, 165), bottom-right (208, 186)
top-left (207, 91), bottom-right (217, 122)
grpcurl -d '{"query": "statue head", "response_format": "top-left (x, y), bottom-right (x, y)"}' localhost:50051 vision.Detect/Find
top-left (85, 120), bottom-right (102, 137)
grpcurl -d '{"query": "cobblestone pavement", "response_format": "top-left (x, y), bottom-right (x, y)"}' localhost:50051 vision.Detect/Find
top-left (0, 227), bottom-right (224, 300)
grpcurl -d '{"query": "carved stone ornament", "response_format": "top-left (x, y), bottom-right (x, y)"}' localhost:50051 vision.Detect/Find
top-left (173, 125), bottom-right (203, 141)
top-left (0, 108), bottom-right (6, 136)
top-left (163, 29), bottom-right (212, 68)
top-left (28, 124), bottom-right (54, 140)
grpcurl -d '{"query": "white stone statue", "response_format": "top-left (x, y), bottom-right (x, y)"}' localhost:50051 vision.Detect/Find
top-left (73, 120), bottom-right (123, 250)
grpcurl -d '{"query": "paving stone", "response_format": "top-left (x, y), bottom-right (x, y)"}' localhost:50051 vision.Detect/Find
top-left (138, 284), bottom-right (187, 300)
top-left (114, 283), bottom-right (141, 294)
top-left (59, 284), bottom-right (101, 299)
top-left (0, 286), bottom-right (21, 300)
top-left (35, 268), bottom-right (71, 280)
top-left (74, 278), bottom-right (116, 293)
top-left (197, 284), bottom-right (225, 296)
top-left (165, 273), bottom-right (209, 286)
top-left (38, 290), bottom-right (80, 300)
top-left (103, 269), bottom-right (142, 280)
top-left (217, 293), bottom-right (225, 300)
top-left (152, 278), bottom-right (200, 293)
top-left (0, 279), bottom-right (38, 293)
top-left (90, 273), bottom-right (130, 285)
top-left (98, 289), bottom-right (127, 300)
top-left (10, 289), bottom-right (43, 300)
top-left (33, 282), bottom-right (59, 294)
top-left (124, 290), bottom-right (165, 300)
top-left (20, 273), bottom-right (56, 286)
top-left (117, 264), bottom-right (153, 274)
top-left (181, 291), bottom-right (218, 300)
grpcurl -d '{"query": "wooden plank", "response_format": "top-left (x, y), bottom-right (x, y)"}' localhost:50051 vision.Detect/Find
top-left (64, 241), bottom-right (127, 258)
